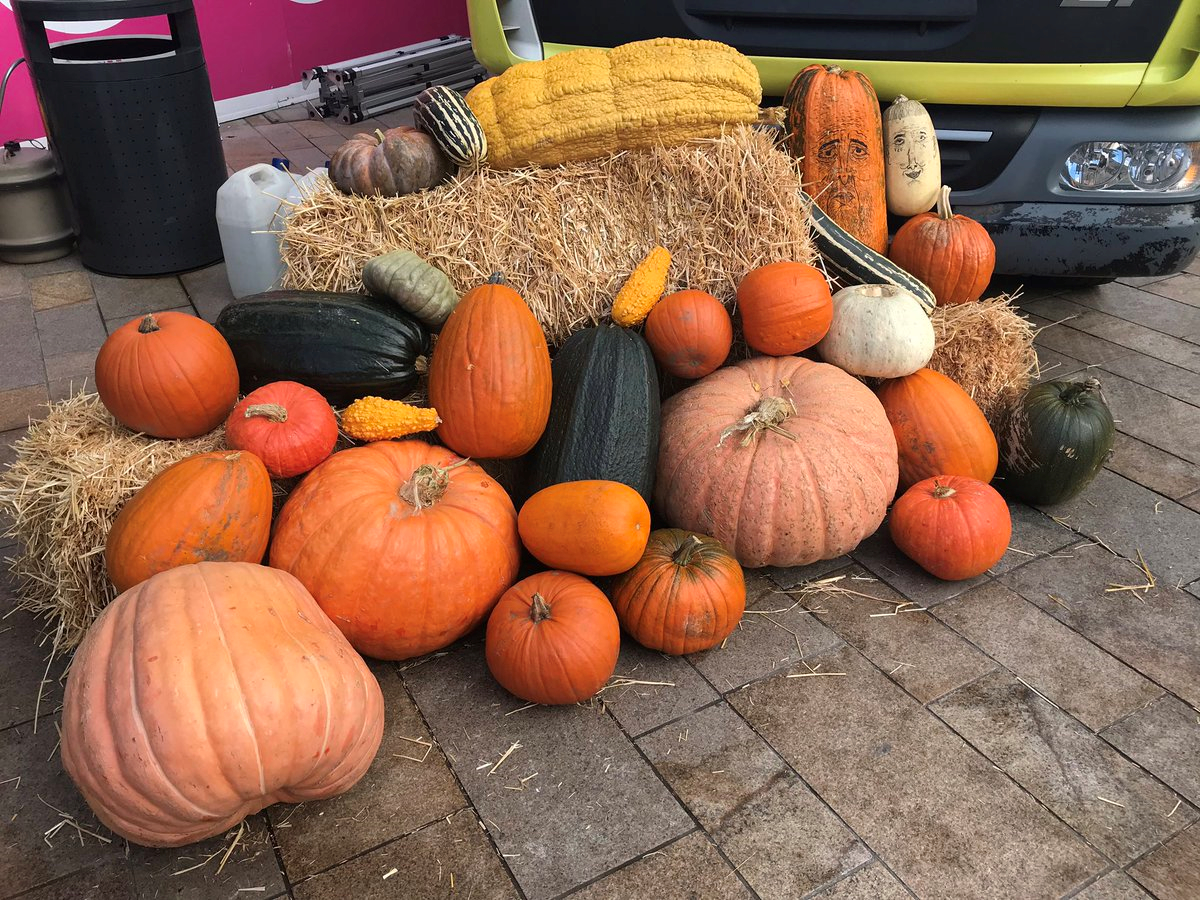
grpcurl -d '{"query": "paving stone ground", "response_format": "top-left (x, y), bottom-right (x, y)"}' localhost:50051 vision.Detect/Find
top-left (1, 108), bottom-right (1199, 899)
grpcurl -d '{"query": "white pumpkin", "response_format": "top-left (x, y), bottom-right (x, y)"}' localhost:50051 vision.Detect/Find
top-left (884, 96), bottom-right (941, 217)
top-left (817, 284), bottom-right (935, 378)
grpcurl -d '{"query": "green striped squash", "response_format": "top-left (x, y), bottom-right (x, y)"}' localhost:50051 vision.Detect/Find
top-left (413, 86), bottom-right (488, 168)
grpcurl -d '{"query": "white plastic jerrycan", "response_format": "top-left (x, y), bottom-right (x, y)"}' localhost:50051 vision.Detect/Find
top-left (216, 164), bottom-right (297, 299)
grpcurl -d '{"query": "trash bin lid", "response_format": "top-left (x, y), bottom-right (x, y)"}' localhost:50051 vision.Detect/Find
top-left (0, 147), bottom-right (58, 187)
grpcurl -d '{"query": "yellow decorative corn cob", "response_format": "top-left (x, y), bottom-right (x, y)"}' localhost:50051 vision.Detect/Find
top-left (466, 38), bottom-right (762, 170)
top-left (612, 247), bottom-right (671, 327)
top-left (342, 397), bottom-right (440, 442)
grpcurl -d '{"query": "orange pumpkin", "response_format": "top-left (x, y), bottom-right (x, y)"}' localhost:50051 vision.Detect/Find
top-left (784, 64), bottom-right (887, 254)
top-left (428, 275), bottom-right (552, 459)
top-left (890, 476), bottom-right (1012, 580)
top-left (270, 440), bottom-right (520, 660)
top-left (611, 529), bottom-right (746, 654)
top-left (95, 312), bottom-right (239, 439)
top-left (62, 562), bottom-right (384, 846)
top-left (485, 570), bottom-right (620, 705)
top-left (876, 368), bottom-right (998, 491)
top-left (518, 480), bottom-right (651, 577)
top-left (224, 381), bottom-right (338, 478)
top-left (889, 186), bottom-right (996, 305)
top-left (644, 289), bottom-right (733, 379)
top-left (656, 356), bottom-right (897, 568)
top-left (105, 451), bottom-right (272, 593)
top-left (736, 262), bottom-right (833, 356)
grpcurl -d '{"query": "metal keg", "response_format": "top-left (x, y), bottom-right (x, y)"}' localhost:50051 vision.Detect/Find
top-left (0, 145), bottom-right (74, 264)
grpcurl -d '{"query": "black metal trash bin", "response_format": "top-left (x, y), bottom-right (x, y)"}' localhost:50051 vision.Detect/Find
top-left (13, 0), bottom-right (226, 276)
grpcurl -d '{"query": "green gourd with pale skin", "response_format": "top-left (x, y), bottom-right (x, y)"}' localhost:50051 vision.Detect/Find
top-left (884, 96), bottom-right (942, 217)
top-left (998, 378), bottom-right (1115, 505)
top-left (362, 249), bottom-right (459, 328)
top-left (817, 284), bottom-right (934, 379)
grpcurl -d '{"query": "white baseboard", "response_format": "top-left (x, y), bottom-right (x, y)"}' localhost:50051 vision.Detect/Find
top-left (213, 81), bottom-right (320, 123)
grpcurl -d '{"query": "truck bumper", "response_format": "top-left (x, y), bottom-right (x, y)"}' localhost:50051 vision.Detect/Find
top-left (953, 200), bottom-right (1200, 279)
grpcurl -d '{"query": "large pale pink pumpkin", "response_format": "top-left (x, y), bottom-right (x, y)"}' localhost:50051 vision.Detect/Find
top-left (61, 562), bottom-right (384, 847)
top-left (655, 356), bottom-right (898, 567)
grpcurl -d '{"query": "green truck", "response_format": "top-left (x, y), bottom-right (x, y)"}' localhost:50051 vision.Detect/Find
top-left (467, 0), bottom-right (1200, 280)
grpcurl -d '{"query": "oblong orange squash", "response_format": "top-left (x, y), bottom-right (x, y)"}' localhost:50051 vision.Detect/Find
top-left (428, 275), bottom-right (552, 459)
top-left (518, 480), bottom-right (651, 577)
top-left (105, 451), bottom-right (272, 592)
top-left (876, 368), bottom-right (999, 491)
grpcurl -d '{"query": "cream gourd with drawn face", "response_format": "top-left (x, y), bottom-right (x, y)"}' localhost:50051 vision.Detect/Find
top-left (884, 96), bottom-right (942, 217)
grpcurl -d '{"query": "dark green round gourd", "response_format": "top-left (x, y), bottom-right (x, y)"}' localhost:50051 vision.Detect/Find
top-left (998, 378), bottom-right (1114, 505)
top-left (215, 291), bottom-right (430, 406)
top-left (527, 324), bottom-right (660, 504)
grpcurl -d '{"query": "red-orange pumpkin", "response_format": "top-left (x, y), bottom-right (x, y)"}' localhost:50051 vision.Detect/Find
top-left (736, 262), bottom-right (833, 356)
top-left (224, 381), bottom-right (338, 478)
top-left (485, 570), bottom-right (620, 705)
top-left (656, 356), bottom-right (898, 568)
top-left (428, 275), bottom-right (552, 458)
top-left (889, 476), bottom-right (1012, 580)
top-left (888, 186), bottom-right (996, 305)
top-left (270, 440), bottom-right (520, 660)
top-left (876, 368), bottom-right (998, 491)
top-left (95, 312), bottom-right (239, 438)
top-left (643, 289), bottom-right (733, 379)
top-left (518, 480), bottom-right (651, 577)
top-left (62, 562), bottom-right (384, 846)
top-left (105, 451), bottom-right (272, 593)
top-left (784, 64), bottom-right (888, 253)
top-left (611, 529), bottom-right (745, 654)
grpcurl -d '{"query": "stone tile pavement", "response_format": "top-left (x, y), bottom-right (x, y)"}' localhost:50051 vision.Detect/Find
top-left (1, 119), bottom-right (1200, 899)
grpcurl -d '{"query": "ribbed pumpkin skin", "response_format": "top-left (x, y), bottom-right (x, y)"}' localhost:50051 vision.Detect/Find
top-left (105, 451), bottom-right (272, 593)
top-left (62, 562), bottom-right (384, 847)
top-left (890, 476), bottom-right (1012, 580)
top-left (998, 379), bottom-right (1115, 505)
top-left (611, 529), bottom-right (745, 654)
top-left (96, 312), bottom-right (239, 439)
top-left (428, 279), bottom-right (552, 459)
top-left (413, 85), bottom-right (487, 167)
top-left (784, 65), bottom-right (887, 253)
top-left (330, 126), bottom-right (453, 196)
top-left (270, 441), bottom-right (520, 660)
top-left (889, 188), bottom-right (996, 305)
top-left (816, 284), bottom-right (934, 379)
top-left (737, 261), bottom-right (833, 357)
top-left (485, 571), bottom-right (620, 705)
top-left (528, 324), bottom-right (660, 504)
top-left (644, 290), bottom-right (733, 379)
top-left (876, 368), bottom-right (998, 491)
top-left (518, 480), bottom-right (651, 577)
top-left (656, 356), bottom-right (898, 568)
top-left (225, 382), bottom-right (338, 479)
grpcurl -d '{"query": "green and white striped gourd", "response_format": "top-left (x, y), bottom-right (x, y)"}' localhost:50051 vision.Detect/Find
top-left (413, 86), bottom-right (488, 168)
top-left (362, 249), bottom-right (459, 329)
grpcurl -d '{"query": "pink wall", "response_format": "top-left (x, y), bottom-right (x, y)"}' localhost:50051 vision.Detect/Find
top-left (0, 0), bottom-right (469, 142)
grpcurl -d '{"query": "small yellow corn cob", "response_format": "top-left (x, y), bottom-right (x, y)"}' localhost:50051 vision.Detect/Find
top-left (612, 246), bottom-right (671, 327)
top-left (342, 397), bottom-right (440, 442)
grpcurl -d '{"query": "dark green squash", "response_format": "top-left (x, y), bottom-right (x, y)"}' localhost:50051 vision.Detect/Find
top-left (527, 323), bottom-right (660, 504)
top-left (998, 378), bottom-right (1114, 505)
top-left (215, 291), bottom-right (430, 406)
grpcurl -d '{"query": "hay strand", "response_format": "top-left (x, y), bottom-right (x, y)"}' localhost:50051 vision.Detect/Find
top-left (281, 126), bottom-right (814, 346)
top-left (0, 393), bottom-right (225, 655)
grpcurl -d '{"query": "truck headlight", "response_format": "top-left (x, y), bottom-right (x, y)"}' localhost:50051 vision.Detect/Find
top-left (1061, 141), bottom-right (1200, 193)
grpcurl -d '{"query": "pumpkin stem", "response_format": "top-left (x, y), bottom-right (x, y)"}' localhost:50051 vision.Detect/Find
top-left (137, 314), bottom-right (160, 334)
top-left (414, 355), bottom-right (429, 375)
top-left (893, 94), bottom-right (909, 104)
top-left (487, 272), bottom-right (505, 285)
top-left (244, 402), bottom-right (288, 423)
top-left (1061, 377), bottom-right (1103, 403)
top-left (529, 593), bottom-right (552, 623)
top-left (931, 481), bottom-right (957, 499)
top-left (717, 396), bottom-right (798, 448)
top-left (672, 534), bottom-right (704, 567)
top-left (374, 128), bottom-right (387, 145)
top-left (827, 64), bottom-right (844, 75)
top-left (935, 185), bottom-right (955, 221)
top-left (399, 459), bottom-right (469, 511)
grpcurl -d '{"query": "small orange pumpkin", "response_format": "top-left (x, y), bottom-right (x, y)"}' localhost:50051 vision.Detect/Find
top-left (890, 476), bottom-right (1012, 580)
top-left (611, 529), bottom-right (746, 654)
top-left (224, 381), bottom-right (338, 478)
top-left (644, 290), bottom-right (733, 379)
top-left (736, 262), bottom-right (833, 356)
top-left (105, 451), bottom-right (272, 592)
top-left (485, 570), bottom-right (620, 705)
top-left (518, 480), bottom-right (651, 576)
top-left (888, 186), bottom-right (996, 305)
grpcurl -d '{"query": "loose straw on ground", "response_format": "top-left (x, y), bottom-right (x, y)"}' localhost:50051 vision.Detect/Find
top-left (282, 126), bottom-right (814, 346)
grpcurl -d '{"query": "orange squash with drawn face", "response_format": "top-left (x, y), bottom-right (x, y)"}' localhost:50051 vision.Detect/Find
top-left (784, 64), bottom-right (887, 254)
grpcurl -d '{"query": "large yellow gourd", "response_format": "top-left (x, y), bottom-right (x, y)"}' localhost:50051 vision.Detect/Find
top-left (466, 38), bottom-right (762, 170)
